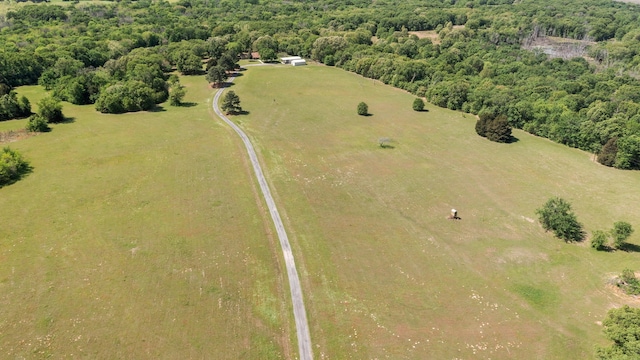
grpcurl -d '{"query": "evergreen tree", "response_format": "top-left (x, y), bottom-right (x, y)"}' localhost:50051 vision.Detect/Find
top-left (221, 91), bottom-right (241, 114)
top-left (357, 102), bottom-right (368, 116)
top-left (412, 98), bottom-right (425, 111)
top-left (598, 137), bottom-right (618, 167)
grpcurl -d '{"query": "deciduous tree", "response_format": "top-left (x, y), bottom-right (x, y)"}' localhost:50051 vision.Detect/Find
top-left (611, 221), bottom-right (634, 249)
top-left (536, 197), bottom-right (585, 242)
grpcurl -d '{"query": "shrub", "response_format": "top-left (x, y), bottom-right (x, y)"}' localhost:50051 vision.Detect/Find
top-left (591, 230), bottom-right (608, 250)
top-left (617, 269), bottom-right (640, 295)
top-left (357, 102), bottom-right (368, 116)
top-left (37, 95), bottom-right (64, 123)
top-left (412, 98), bottom-right (425, 111)
top-left (535, 197), bottom-right (585, 242)
top-left (598, 137), bottom-right (618, 167)
top-left (476, 112), bottom-right (512, 142)
top-left (0, 147), bottom-right (29, 187)
top-left (25, 114), bottom-right (50, 132)
top-left (611, 221), bottom-right (634, 249)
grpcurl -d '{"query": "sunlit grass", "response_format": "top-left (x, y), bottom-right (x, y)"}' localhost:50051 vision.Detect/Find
top-left (230, 64), bottom-right (640, 359)
top-left (0, 76), bottom-right (292, 358)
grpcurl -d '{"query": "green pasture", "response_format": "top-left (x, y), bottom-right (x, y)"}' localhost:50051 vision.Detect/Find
top-left (0, 77), bottom-right (292, 358)
top-left (228, 64), bottom-right (640, 359)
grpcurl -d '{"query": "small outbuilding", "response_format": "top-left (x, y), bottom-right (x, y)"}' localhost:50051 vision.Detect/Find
top-left (291, 59), bottom-right (307, 66)
top-left (280, 56), bottom-right (302, 64)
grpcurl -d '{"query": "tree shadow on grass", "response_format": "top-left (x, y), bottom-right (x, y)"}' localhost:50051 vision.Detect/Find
top-left (148, 106), bottom-right (166, 113)
top-left (176, 102), bottom-right (197, 108)
top-left (227, 110), bottom-right (251, 116)
top-left (507, 135), bottom-right (519, 143)
top-left (52, 117), bottom-right (75, 124)
top-left (620, 243), bottom-right (640, 253)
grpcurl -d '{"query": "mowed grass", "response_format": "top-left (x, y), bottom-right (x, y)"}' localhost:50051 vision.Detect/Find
top-left (230, 64), bottom-right (640, 359)
top-left (1, 76), bottom-right (293, 359)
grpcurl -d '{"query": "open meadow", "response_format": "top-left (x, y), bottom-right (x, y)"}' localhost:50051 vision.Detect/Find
top-left (0, 76), bottom-right (293, 359)
top-left (229, 64), bottom-right (640, 359)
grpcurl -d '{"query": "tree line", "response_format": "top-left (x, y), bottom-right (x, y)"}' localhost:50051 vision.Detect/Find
top-left (1, 0), bottom-right (640, 168)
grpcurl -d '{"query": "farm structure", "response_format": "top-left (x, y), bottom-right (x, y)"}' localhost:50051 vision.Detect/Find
top-left (281, 56), bottom-right (302, 64)
top-left (291, 59), bottom-right (307, 66)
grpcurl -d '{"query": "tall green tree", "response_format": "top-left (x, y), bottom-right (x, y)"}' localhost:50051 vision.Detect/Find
top-left (206, 66), bottom-right (227, 87)
top-left (536, 197), bottom-right (585, 242)
top-left (611, 221), bottom-right (634, 249)
top-left (221, 90), bottom-right (241, 114)
top-left (169, 84), bottom-right (186, 106)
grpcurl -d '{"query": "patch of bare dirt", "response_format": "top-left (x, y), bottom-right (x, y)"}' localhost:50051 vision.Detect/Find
top-left (605, 272), bottom-right (640, 305)
top-left (0, 129), bottom-right (34, 144)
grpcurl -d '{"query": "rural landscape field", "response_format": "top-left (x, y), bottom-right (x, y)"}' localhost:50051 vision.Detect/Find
top-left (3, 0), bottom-right (640, 358)
top-left (2, 63), bottom-right (639, 358)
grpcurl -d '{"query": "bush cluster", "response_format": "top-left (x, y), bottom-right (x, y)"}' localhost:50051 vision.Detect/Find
top-left (0, 147), bottom-right (30, 187)
top-left (475, 113), bottom-right (512, 143)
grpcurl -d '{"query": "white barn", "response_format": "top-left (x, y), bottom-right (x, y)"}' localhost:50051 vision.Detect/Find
top-left (280, 56), bottom-right (302, 64)
top-left (291, 59), bottom-right (307, 66)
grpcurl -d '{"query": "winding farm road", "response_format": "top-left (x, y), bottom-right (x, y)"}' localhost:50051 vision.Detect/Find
top-left (212, 76), bottom-right (313, 360)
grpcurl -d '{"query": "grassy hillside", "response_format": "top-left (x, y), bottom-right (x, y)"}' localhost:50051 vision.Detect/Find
top-left (0, 76), bottom-right (292, 359)
top-left (230, 64), bottom-right (640, 359)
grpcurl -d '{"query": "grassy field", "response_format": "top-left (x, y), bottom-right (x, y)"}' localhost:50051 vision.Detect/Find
top-left (0, 77), bottom-right (293, 358)
top-left (228, 64), bottom-right (640, 359)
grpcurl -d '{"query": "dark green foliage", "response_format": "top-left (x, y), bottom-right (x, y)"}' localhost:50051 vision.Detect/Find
top-left (94, 81), bottom-right (155, 114)
top-left (7, 5), bottom-right (67, 22)
top-left (0, 147), bottom-right (30, 187)
top-left (357, 102), bottom-right (368, 116)
top-left (590, 230), bottom-right (608, 251)
top-left (37, 96), bottom-right (64, 123)
top-left (598, 137), bottom-right (618, 167)
top-left (615, 135), bottom-right (640, 170)
top-left (597, 306), bottom-right (640, 359)
top-left (486, 115), bottom-right (512, 143)
top-left (25, 114), bottom-right (50, 132)
top-left (206, 66), bottom-right (228, 87)
top-left (221, 91), bottom-right (241, 114)
top-left (476, 113), bottom-right (512, 143)
top-left (412, 98), bottom-right (425, 111)
top-left (611, 221), bottom-right (634, 249)
top-left (536, 197), bottom-right (585, 242)
top-left (0, 92), bottom-right (31, 121)
top-left (253, 35), bottom-right (278, 62)
top-left (475, 112), bottom-right (491, 138)
top-left (174, 51), bottom-right (203, 75)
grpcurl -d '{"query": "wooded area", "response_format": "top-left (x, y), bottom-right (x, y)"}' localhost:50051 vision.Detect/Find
top-left (1, 0), bottom-right (640, 168)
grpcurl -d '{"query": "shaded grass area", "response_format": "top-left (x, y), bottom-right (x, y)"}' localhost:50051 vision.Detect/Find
top-left (1, 76), bottom-right (292, 358)
top-left (230, 65), bottom-right (640, 359)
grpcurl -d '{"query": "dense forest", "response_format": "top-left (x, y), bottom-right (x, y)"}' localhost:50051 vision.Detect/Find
top-left (1, 0), bottom-right (640, 169)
